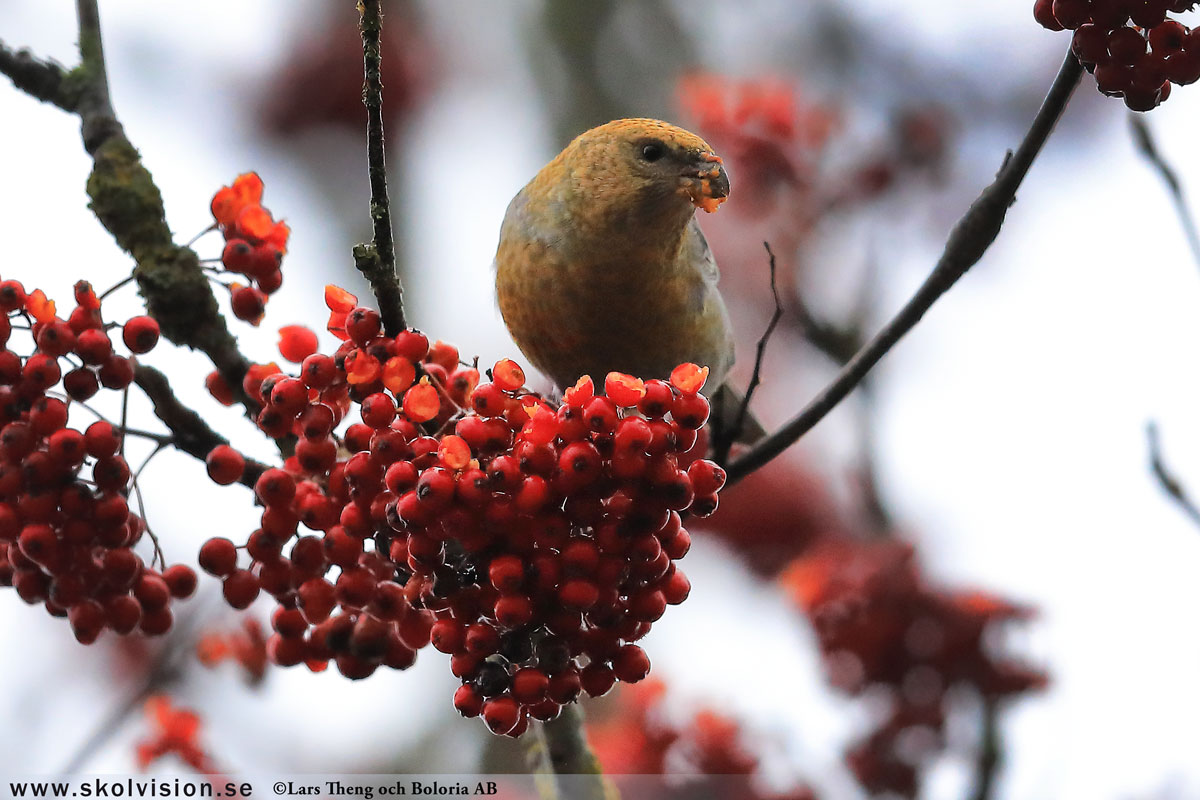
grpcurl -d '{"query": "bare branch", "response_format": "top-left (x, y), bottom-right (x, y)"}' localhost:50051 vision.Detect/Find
top-left (0, 41), bottom-right (79, 111)
top-left (74, 0), bottom-right (122, 152)
top-left (356, 0), bottom-right (407, 336)
top-left (1129, 114), bottom-right (1200, 272)
top-left (3, 4), bottom-right (266, 427)
top-left (713, 243), bottom-right (785, 465)
top-left (134, 363), bottom-right (270, 489)
top-left (726, 50), bottom-right (1084, 486)
top-left (1147, 421), bottom-right (1200, 529)
top-left (968, 698), bottom-right (1003, 800)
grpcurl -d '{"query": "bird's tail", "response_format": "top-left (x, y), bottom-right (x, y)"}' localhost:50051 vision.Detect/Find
top-left (709, 381), bottom-right (767, 446)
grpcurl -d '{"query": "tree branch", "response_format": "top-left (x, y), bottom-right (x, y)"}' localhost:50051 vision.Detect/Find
top-left (968, 697), bottom-right (1002, 800)
top-left (1128, 114), bottom-right (1200, 273)
top-left (356, 0), bottom-right (406, 336)
top-left (725, 50), bottom-right (1084, 486)
top-left (134, 363), bottom-right (270, 489)
top-left (3, 4), bottom-right (263, 427)
top-left (525, 706), bottom-right (609, 800)
top-left (1146, 421), bottom-right (1200, 529)
top-left (0, 41), bottom-right (80, 111)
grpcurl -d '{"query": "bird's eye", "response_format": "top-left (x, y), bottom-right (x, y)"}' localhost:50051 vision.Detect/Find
top-left (640, 142), bottom-right (665, 163)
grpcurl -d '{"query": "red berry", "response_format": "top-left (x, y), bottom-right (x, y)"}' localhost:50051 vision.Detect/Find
top-left (1149, 20), bottom-right (1189, 56)
top-left (360, 392), bottom-right (397, 428)
top-left (255, 468), bottom-right (296, 507)
top-left (199, 537), bottom-right (238, 577)
top-left (122, 316), bottom-right (160, 354)
top-left (98, 354), bottom-right (134, 389)
top-left (1072, 24), bottom-right (1110, 64)
top-left (512, 668), bottom-right (549, 704)
top-left (481, 697), bottom-right (521, 735)
top-left (68, 601), bottom-right (106, 644)
top-left (559, 579), bottom-right (600, 610)
top-left (205, 370), bottom-right (236, 406)
top-left (1033, 0), bottom-right (1064, 30)
top-left (222, 569), bottom-right (261, 609)
top-left (231, 285), bottom-right (267, 324)
top-left (580, 663), bottom-right (616, 697)
top-left (454, 685), bottom-right (484, 718)
top-left (162, 565), bottom-right (198, 599)
top-left (345, 307), bottom-right (382, 345)
top-left (134, 574), bottom-right (171, 611)
top-left (205, 445), bottom-right (246, 485)
top-left (1051, 0), bottom-right (1090, 28)
top-left (1109, 26), bottom-right (1149, 66)
top-left (612, 644), bottom-right (651, 683)
top-left (63, 368), bottom-right (100, 400)
top-left (488, 554), bottom-right (525, 592)
top-left (35, 320), bottom-right (76, 358)
top-left (494, 594), bottom-right (534, 628)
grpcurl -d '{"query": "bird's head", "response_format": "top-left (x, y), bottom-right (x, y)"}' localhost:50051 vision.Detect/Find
top-left (550, 119), bottom-right (730, 238)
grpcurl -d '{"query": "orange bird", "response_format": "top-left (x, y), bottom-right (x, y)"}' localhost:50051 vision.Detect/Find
top-left (495, 119), bottom-right (752, 430)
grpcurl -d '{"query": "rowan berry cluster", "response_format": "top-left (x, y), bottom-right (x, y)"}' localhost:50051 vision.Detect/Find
top-left (199, 285), bottom-right (722, 736)
top-left (781, 539), bottom-right (1046, 798)
top-left (1035, 0), bottom-right (1200, 110)
top-left (210, 172), bottom-right (290, 325)
top-left (0, 279), bottom-right (196, 644)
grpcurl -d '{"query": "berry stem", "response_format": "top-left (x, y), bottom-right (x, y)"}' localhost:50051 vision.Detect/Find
top-left (725, 49), bottom-right (1085, 487)
top-left (526, 705), bottom-right (608, 799)
top-left (1147, 421), bottom-right (1200, 529)
top-left (1128, 114), bottom-right (1200, 272)
top-left (133, 363), bottom-right (270, 489)
top-left (356, 0), bottom-right (407, 336)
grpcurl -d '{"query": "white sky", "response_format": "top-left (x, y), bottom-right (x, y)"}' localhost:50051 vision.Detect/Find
top-left (3, 2), bottom-right (1200, 798)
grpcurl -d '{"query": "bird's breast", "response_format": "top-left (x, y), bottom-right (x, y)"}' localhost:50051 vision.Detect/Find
top-left (496, 224), bottom-right (730, 389)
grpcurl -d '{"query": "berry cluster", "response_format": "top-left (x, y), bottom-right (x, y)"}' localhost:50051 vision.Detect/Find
top-left (588, 680), bottom-right (816, 800)
top-left (0, 279), bottom-right (196, 644)
top-left (1035, 0), bottom-right (1200, 110)
top-left (781, 539), bottom-right (1046, 798)
top-left (210, 173), bottom-right (290, 325)
top-left (200, 286), bottom-right (723, 736)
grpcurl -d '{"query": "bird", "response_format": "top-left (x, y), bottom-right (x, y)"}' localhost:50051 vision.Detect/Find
top-left (494, 118), bottom-right (759, 440)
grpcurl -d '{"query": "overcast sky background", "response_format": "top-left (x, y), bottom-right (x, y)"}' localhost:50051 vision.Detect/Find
top-left (3, 2), bottom-right (1200, 798)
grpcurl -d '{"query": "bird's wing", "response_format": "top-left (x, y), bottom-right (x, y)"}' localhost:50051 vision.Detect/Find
top-left (684, 218), bottom-right (721, 286)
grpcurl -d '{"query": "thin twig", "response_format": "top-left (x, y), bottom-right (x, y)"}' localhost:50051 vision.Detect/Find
top-left (356, 0), bottom-right (407, 336)
top-left (1147, 421), bottom-right (1200, 529)
top-left (133, 363), bottom-right (270, 488)
top-left (98, 274), bottom-right (135, 302)
top-left (969, 698), bottom-right (1002, 800)
top-left (726, 50), bottom-right (1084, 486)
top-left (60, 606), bottom-right (208, 774)
top-left (713, 243), bottom-right (784, 465)
top-left (130, 441), bottom-right (169, 570)
top-left (1129, 114), bottom-right (1200, 273)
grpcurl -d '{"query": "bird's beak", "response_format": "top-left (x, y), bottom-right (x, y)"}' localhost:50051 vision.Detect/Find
top-left (681, 152), bottom-right (730, 213)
